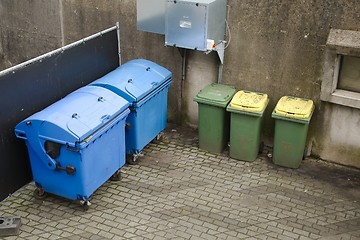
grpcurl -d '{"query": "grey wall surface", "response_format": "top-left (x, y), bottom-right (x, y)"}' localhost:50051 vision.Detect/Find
top-left (0, 0), bottom-right (62, 69)
top-left (0, 0), bottom-right (359, 175)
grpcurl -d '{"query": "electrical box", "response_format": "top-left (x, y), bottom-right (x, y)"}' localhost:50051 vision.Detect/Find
top-left (165, 0), bottom-right (227, 51)
top-left (137, 0), bottom-right (227, 52)
top-left (137, 0), bottom-right (167, 34)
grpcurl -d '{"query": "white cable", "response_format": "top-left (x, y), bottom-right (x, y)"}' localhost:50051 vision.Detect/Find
top-left (224, 18), bottom-right (231, 50)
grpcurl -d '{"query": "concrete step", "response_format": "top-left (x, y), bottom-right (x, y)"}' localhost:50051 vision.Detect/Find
top-left (0, 216), bottom-right (21, 237)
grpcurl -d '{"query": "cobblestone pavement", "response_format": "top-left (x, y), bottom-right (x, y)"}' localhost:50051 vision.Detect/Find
top-left (1, 124), bottom-right (360, 240)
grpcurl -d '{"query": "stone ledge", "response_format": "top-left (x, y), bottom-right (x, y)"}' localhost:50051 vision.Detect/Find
top-left (326, 29), bottom-right (360, 56)
top-left (0, 216), bottom-right (21, 237)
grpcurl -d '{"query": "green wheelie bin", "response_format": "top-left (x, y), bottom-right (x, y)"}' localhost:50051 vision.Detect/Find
top-left (227, 90), bottom-right (269, 162)
top-left (194, 83), bottom-right (236, 153)
top-left (272, 96), bottom-right (314, 168)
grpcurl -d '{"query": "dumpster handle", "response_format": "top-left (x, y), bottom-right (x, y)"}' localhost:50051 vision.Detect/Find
top-left (41, 142), bottom-right (58, 170)
top-left (15, 130), bottom-right (27, 140)
top-left (31, 139), bottom-right (58, 170)
top-left (66, 145), bottom-right (80, 152)
top-left (18, 123), bottom-right (58, 170)
top-left (100, 115), bottom-right (110, 123)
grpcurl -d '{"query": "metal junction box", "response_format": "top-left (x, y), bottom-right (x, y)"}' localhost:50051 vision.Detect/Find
top-left (137, 0), bottom-right (227, 52)
top-left (165, 0), bottom-right (227, 51)
top-left (137, 0), bottom-right (166, 34)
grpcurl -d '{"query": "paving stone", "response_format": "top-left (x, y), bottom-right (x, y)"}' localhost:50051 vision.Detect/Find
top-left (1, 125), bottom-right (360, 239)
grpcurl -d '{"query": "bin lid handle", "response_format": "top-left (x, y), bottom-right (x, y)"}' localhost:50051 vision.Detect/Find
top-left (36, 141), bottom-right (58, 170)
top-left (24, 126), bottom-right (58, 170)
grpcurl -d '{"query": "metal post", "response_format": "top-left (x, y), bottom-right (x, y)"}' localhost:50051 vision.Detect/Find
top-left (181, 48), bottom-right (187, 121)
top-left (218, 63), bottom-right (223, 84)
top-left (182, 49), bottom-right (187, 83)
top-left (116, 22), bottom-right (122, 66)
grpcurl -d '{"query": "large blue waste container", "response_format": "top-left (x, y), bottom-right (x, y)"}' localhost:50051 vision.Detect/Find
top-left (15, 86), bottom-right (130, 209)
top-left (91, 59), bottom-right (172, 163)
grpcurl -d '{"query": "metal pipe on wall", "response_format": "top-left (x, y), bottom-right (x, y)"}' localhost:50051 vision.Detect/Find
top-left (180, 48), bottom-right (187, 121)
top-left (116, 22), bottom-right (122, 66)
top-left (218, 63), bottom-right (223, 83)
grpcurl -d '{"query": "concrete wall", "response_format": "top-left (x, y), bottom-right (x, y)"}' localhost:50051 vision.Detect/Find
top-left (1, 0), bottom-right (360, 167)
top-left (316, 103), bottom-right (360, 167)
top-left (0, 0), bottom-right (62, 69)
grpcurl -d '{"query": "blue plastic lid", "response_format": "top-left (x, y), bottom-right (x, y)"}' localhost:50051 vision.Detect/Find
top-left (17, 86), bottom-right (129, 144)
top-left (91, 59), bottom-right (172, 103)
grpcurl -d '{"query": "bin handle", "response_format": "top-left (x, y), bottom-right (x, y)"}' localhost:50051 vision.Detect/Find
top-left (18, 122), bottom-right (58, 170)
top-left (100, 114), bottom-right (110, 123)
top-left (29, 133), bottom-right (58, 170)
top-left (37, 139), bottom-right (58, 170)
top-left (15, 130), bottom-right (27, 140)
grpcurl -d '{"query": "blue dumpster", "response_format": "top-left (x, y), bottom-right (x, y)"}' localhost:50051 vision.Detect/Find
top-left (91, 59), bottom-right (172, 163)
top-left (15, 86), bottom-right (130, 209)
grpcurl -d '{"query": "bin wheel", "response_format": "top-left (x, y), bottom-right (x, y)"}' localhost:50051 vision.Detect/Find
top-left (110, 170), bottom-right (122, 181)
top-left (80, 200), bottom-right (91, 211)
top-left (152, 132), bottom-right (164, 144)
top-left (302, 148), bottom-right (308, 160)
top-left (156, 133), bottom-right (163, 141)
top-left (126, 154), bottom-right (139, 165)
top-left (33, 188), bottom-right (47, 200)
top-left (258, 142), bottom-right (265, 154)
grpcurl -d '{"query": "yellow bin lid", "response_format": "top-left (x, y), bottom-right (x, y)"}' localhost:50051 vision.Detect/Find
top-left (274, 96), bottom-right (314, 119)
top-left (229, 90), bottom-right (269, 113)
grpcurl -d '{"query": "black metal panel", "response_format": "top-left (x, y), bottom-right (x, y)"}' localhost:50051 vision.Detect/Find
top-left (0, 29), bottom-right (119, 201)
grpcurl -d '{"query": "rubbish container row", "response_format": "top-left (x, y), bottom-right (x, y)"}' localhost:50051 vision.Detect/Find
top-left (194, 83), bottom-right (314, 169)
top-left (14, 59), bottom-right (172, 208)
top-left (91, 60), bottom-right (172, 163)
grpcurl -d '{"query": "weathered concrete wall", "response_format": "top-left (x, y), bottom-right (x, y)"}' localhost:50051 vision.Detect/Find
top-left (184, 51), bottom-right (219, 126)
top-left (1, 0), bottom-right (360, 167)
top-left (315, 103), bottom-right (360, 168)
top-left (0, 0), bottom-right (62, 70)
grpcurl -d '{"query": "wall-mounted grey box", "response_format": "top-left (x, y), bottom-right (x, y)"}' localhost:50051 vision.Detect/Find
top-left (137, 0), bottom-right (167, 34)
top-left (165, 0), bottom-right (227, 51)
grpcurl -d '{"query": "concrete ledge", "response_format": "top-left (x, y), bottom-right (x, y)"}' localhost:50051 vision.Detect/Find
top-left (327, 29), bottom-right (360, 56)
top-left (0, 216), bottom-right (21, 237)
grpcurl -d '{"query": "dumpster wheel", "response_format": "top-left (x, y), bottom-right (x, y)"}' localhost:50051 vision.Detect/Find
top-left (126, 152), bottom-right (143, 165)
top-left (156, 132), bottom-right (163, 141)
top-left (80, 200), bottom-right (91, 211)
top-left (302, 148), bottom-right (308, 160)
top-left (33, 188), bottom-right (47, 200)
top-left (110, 169), bottom-right (122, 181)
top-left (152, 132), bottom-right (164, 144)
top-left (127, 154), bottom-right (138, 165)
top-left (258, 142), bottom-right (265, 154)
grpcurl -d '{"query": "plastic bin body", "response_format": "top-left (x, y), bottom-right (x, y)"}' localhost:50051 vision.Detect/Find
top-left (15, 86), bottom-right (130, 201)
top-left (194, 83), bottom-right (236, 153)
top-left (227, 90), bottom-right (269, 162)
top-left (272, 96), bottom-right (314, 168)
top-left (91, 59), bottom-right (172, 154)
